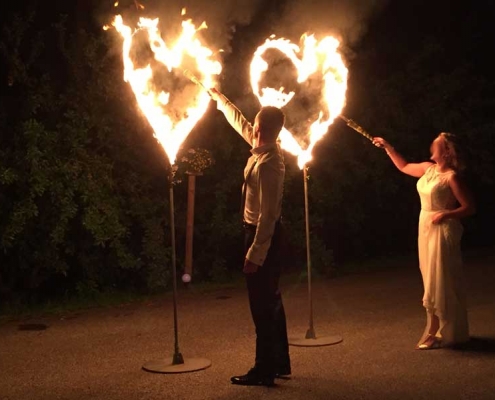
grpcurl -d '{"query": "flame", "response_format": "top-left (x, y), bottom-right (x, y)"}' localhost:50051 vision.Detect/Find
top-left (134, 0), bottom-right (144, 10)
top-left (110, 14), bottom-right (221, 165)
top-left (251, 34), bottom-right (348, 168)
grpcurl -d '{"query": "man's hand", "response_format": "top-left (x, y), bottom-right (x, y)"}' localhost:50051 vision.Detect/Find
top-left (208, 88), bottom-right (221, 101)
top-left (243, 258), bottom-right (260, 274)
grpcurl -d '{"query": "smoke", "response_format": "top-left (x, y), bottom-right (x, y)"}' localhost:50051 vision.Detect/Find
top-left (275, 0), bottom-right (391, 48)
top-left (104, 0), bottom-right (391, 50)
top-left (249, 0), bottom-right (392, 144)
top-left (99, 1), bottom-right (266, 99)
top-left (106, 0), bottom-right (266, 53)
top-left (102, 0), bottom-right (391, 77)
top-left (101, 0), bottom-right (391, 134)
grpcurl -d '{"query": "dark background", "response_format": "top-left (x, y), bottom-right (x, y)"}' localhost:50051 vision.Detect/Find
top-left (0, 0), bottom-right (493, 307)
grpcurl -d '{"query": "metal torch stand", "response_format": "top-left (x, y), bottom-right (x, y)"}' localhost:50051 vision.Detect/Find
top-left (142, 172), bottom-right (211, 373)
top-left (289, 166), bottom-right (343, 347)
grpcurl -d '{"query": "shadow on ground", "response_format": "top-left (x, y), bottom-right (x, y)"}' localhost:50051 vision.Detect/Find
top-left (452, 336), bottom-right (495, 354)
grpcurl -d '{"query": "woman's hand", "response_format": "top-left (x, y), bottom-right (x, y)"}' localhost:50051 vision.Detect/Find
top-left (372, 137), bottom-right (391, 150)
top-left (432, 212), bottom-right (447, 224)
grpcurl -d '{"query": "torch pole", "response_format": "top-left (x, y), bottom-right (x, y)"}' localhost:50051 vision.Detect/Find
top-left (183, 172), bottom-right (201, 284)
top-left (339, 115), bottom-right (385, 150)
top-left (303, 166), bottom-right (316, 339)
top-left (142, 167), bottom-right (211, 374)
top-left (338, 115), bottom-right (373, 142)
top-left (169, 178), bottom-right (184, 365)
top-left (289, 165), bottom-right (343, 347)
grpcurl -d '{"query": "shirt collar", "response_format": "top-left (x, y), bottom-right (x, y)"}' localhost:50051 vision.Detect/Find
top-left (250, 142), bottom-right (277, 155)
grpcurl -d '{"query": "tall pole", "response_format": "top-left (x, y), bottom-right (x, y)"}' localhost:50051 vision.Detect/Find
top-left (183, 172), bottom-right (201, 283)
top-left (169, 179), bottom-right (184, 364)
top-left (142, 168), bottom-right (211, 374)
top-left (304, 166), bottom-right (316, 339)
top-left (289, 165), bottom-right (343, 347)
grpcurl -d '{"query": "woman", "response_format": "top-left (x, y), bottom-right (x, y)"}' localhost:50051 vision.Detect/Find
top-left (373, 133), bottom-right (475, 349)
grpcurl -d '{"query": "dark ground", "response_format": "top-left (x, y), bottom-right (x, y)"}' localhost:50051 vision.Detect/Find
top-left (1, 248), bottom-right (495, 400)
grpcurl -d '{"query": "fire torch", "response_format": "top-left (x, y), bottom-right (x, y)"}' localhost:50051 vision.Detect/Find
top-left (339, 115), bottom-right (382, 146)
top-left (183, 69), bottom-right (208, 91)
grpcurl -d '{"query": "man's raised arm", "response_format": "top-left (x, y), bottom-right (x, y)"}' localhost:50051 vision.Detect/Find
top-left (209, 88), bottom-right (254, 146)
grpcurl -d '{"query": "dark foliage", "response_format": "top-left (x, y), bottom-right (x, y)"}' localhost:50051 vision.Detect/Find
top-left (0, 0), bottom-right (493, 307)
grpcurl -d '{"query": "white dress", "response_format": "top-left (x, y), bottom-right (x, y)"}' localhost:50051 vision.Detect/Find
top-left (416, 164), bottom-right (469, 346)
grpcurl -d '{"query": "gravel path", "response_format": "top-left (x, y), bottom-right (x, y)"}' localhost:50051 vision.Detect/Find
top-left (1, 250), bottom-right (494, 400)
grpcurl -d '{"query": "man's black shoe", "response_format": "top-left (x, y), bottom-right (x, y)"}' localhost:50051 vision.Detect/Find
top-left (275, 365), bottom-right (291, 379)
top-left (231, 372), bottom-right (275, 387)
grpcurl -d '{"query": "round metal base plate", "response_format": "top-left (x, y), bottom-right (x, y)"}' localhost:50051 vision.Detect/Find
top-left (289, 335), bottom-right (343, 347)
top-left (142, 358), bottom-right (212, 374)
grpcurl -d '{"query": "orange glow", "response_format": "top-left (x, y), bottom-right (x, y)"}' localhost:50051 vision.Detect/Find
top-left (251, 34), bottom-right (348, 168)
top-left (134, 0), bottom-right (144, 10)
top-left (110, 14), bottom-right (221, 164)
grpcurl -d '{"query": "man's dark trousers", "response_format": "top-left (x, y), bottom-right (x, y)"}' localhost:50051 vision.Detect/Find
top-left (243, 221), bottom-right (291, 377)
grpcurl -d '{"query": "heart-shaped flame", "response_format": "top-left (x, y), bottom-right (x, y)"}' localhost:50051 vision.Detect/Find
top-left (251, 35), bottom-right (348, 168)
top-left (111, 14), bottom-right (222, 165)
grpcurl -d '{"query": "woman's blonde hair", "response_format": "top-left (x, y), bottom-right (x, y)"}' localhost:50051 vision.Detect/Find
top-left (439, 132), bottom-right (465, 171)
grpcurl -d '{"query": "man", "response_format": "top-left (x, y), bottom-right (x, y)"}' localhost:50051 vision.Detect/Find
top-left (209, 88), bottom-right (291, 387)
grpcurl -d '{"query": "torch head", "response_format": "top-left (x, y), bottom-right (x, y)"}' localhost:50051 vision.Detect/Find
top-left (183, 68), bottom-right (207, 88)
